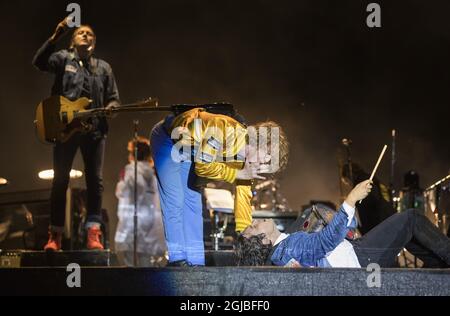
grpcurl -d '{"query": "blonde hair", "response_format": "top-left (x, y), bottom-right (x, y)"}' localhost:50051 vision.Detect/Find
top-left (250, 121), bottom-right (289, 174)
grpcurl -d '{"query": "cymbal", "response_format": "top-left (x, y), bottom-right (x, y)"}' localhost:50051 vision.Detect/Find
top-left (252, 210), bottom-right (298, 219)
top-left (0, 177), bottom-right (8, 186)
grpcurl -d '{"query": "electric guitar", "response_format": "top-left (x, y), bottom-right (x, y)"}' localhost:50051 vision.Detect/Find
top-left (34, 95), bottom-right (169, 144)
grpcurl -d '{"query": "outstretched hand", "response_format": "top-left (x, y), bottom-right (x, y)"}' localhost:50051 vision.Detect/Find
top-left (345, 180), bottom-right (373, 208)
top-left (236, 162), bottom-right (266, 180)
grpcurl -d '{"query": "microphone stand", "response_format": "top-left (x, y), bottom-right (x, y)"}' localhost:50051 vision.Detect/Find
top-left (133, 120), bottom-right (139, 267)
top-left (390, 130), bottom-right (397, 208)
top-left (342, 138), bottom-right (362, 227)
top-left (342, 139), bottom-right (353, 183)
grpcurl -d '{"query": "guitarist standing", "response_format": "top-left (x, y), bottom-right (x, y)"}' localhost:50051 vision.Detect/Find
top-left (33, 17), bottom-right (120, 251)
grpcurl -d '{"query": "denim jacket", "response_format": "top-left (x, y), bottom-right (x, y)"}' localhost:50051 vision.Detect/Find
top-left (271, 205), bottom-right (357, 267)
top-left (32, 39), bottom-right (120, 135)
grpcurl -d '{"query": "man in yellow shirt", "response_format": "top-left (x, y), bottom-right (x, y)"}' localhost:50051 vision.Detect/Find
top-left (150, 107), bottom-right (289, 266)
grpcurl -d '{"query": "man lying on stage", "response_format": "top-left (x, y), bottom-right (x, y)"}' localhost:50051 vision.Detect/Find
top-left (236, 180), bottom-right (450, 268)
top-left (151, 107), bottom-right (289, 266)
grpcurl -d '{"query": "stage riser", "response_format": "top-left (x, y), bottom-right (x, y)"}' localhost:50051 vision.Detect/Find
top-left (0, 268), bottom-right (449, 296)
top-left (0, 250), bottom-right (232, 267)
top-left (0, 250), bottom-right (117, 267)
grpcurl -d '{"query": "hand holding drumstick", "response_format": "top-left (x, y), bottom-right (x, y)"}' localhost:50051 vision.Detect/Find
top-left (347, 145), bottom-right (388, 207)
top-left (346, 180), bottom-right (373, 208)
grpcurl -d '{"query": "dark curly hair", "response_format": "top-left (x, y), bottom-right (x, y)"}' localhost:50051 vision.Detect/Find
top-left (235, 233), bottom-right (273, 266)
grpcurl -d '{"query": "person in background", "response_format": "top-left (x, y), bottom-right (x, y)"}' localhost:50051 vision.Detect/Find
top-left (398, 170), bottom-right (425, 212)
top-left (341, 163), bottom-right (396, 235)
top-left (115, 137), bottom-right (166, 267)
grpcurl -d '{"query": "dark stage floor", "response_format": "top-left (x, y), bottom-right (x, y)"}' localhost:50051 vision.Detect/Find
top-left (1, 266), bottom-right (449, 296)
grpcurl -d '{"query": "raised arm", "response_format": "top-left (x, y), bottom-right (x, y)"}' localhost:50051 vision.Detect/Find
top-left (312, 180), bottom-right (373, 255)
top-left (274, 180), bottom-right (373, 266)
top-left (32, 17), bottom-right (71, 72)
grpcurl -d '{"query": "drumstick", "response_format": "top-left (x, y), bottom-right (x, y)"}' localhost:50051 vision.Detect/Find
top-left (359, 145), bottom-right (388, 204)
top-left (369, 145), bottom-right (388, 181)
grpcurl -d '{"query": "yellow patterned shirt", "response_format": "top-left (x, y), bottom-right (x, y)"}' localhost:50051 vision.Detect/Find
top-left (170, 108), bottom-right (252, 232)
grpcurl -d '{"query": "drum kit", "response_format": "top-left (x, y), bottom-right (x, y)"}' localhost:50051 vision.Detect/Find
top-left (252, 179), bottom-right (291, 212)
top-left (338, 133), bottom-right (450, 236)
top-left (204, 180), bottom-right (361, 250)
top-left (423, 174), bottom-right (450, 235)
top-left (395, 173), bottom-right (450, 235)
top-left (249, 178), bottom-right (296, 234)
top-left (204, 180), bottom-right (297, 250)
top-left (395, 174), bottom-right (450, 268)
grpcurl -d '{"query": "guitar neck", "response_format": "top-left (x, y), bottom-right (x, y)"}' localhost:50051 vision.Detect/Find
top-left (112, 105), bottom-right (173, 113)
top-left (75, 105), bottom-right (173, 119)
top-left (75, 102), bottom-right (236, 119)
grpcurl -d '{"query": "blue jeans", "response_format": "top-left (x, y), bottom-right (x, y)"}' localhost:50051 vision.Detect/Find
top-left (150, 119), bottom-right (205, 265)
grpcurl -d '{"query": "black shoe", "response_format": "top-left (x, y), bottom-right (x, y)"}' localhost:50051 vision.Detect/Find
top-left (166, 260), bottom-right (191, 267)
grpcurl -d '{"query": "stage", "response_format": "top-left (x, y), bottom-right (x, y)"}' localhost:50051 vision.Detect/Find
top-left (1, 265), bottom-right (449, 296)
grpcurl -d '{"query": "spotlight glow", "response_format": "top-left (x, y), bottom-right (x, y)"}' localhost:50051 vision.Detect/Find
top-left (38, 169), bottom-right (83, 180)
top-left (0, 177), bottom-right (8, 186)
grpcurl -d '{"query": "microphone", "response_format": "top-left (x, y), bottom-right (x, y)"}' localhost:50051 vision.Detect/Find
top-left (342, 138), bottom-right (352, 146)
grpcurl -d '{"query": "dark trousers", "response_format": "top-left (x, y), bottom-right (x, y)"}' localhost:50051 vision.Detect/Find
top-left (353, 209), bottom-right (450, 268)
top-left (50, 133), bottom-right (105, 229)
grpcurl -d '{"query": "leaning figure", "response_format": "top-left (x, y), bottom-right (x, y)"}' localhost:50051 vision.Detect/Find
top-left (151, 107), bottom-right (289, 266)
